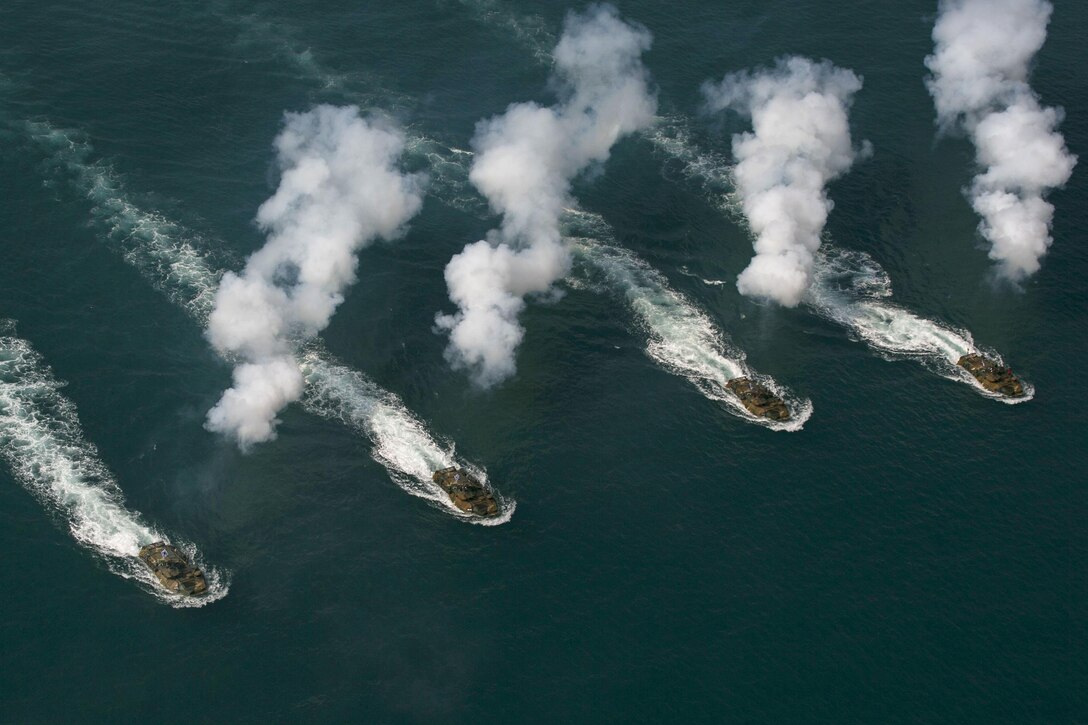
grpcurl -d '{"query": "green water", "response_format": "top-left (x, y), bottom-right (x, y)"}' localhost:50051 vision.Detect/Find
top-left (0, 0), bottom-right (1083, 720)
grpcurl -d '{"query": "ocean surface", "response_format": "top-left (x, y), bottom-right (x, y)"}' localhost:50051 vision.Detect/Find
top-left (0, 0), bottom-right (1084, 721)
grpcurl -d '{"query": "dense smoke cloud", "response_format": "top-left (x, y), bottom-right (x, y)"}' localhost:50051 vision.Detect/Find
top-left (702, 57), bottom-right (867, 307)
top-left (925, 0), bottom-right (1076, 280)
top-left (435, 4), bottom-right (657, 387)
top-left (206, 105), bottom-right (422, 448)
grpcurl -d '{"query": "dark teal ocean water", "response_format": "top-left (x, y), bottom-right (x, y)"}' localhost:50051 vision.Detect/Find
top-left (1, 0), bottom-right (1084, 721)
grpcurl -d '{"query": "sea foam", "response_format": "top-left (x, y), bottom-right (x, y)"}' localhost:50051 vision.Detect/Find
top-left (563, 210), bottom-right (811, 430)
top-left (19, 121), bottom-right (511, 520)
top-left (212, 6), bottom-right (805, 425)
top-left (637, 111), bottom-right (1033, 402)
top-left (0, 323), bottom-right (229, 605)
top-left (806, 247), bottom-right (1033, 403)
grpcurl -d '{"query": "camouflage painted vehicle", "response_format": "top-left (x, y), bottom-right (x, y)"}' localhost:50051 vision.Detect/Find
top-left (725, 377), bottom-right (791, 421)
top-left (957, 353), bottom-right (1025, 397)
top-left (138, 542), bottom-right (207, 596)
top-left (433, 467), bottom-right (499, 517)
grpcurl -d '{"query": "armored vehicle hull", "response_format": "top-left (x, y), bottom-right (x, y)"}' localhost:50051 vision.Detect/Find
top-left (725, 377), bottom-right (791, 421)
top-left (957, 354), bottom-right (1024, 397)
top-left (138, 542), bottom-right (207, 596)
top-left (433, 467), bottom-right (499, 517)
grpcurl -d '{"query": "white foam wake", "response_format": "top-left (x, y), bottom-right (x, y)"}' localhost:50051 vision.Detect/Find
top-left (636, 118), bottom-right (1034, 404)
top-left (27, 121), bottom-right (223, 321)
top-left (0, 324), bottom-right (229, 605)
top-left (327, 113), bottom-right (807, 429)
top-left (564, 211), bottom-right (811, 430)
top-left (213, 1), bottom-right (795, 424)
top-left (279, 113), bottom-right (806, 429)
top-left (20, 121), bottom-right (511, 521)
top-left (805, 247), bottom-right (1033, 403)
top-left (300, 348), bottom-right (514, 524)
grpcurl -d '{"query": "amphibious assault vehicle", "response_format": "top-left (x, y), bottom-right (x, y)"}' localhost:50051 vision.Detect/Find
top-left (433, 467), bottom-right (499, 517)
top-left (957, 353), bottom-right (1025, 397)
top-left (138, 542), bottom-right (207, 596)
top-left (725, 377), bottom-right (791, 421)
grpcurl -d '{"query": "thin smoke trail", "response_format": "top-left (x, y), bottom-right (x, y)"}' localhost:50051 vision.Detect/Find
top-left (0, 321), bottom-right (230, 605)
top-left (208, 0), bottom-right (413, 104)
top-left (16, 120), bottom-right (513, 522)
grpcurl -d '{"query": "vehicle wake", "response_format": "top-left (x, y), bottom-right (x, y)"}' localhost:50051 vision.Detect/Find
top-left (0, 323), bottom-right (228, 605)
top-left (805, 247), bottom-right (1033, 403)
top-left (18, 121), bottom-right (511, 521)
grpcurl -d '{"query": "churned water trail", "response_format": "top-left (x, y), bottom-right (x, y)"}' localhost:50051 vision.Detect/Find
top-left (301, 349), bottom-right (515, 524)
top-left (452, 0), bottom-right (1034, 403)
top-left (17, 121), bottom-right (511, 520)
top-left (566, 228), bottom-right (810, 430)
top-left (0, 321), bottom-right (229, 606)
top-left (24, 121), bottom-right (223, 320)
top-left (381, 135), bottom-right (810, 426)
top-left (13, 7), bottom-right (807, 447)
top-left (636, 109), bottom-right (1035, 404)
top-left (805, 247), bottom-right (1034, 403)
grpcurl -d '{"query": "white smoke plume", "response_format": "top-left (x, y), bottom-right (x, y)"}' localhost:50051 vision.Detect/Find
top-left (925, 0), bottom-right (1076, 280)
top-left (702, 57), bottom-right (868, 307)
top-left (435, 4), bottom-right (657, 387)
top-left (206, 105), bottom-right (423, 449)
